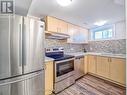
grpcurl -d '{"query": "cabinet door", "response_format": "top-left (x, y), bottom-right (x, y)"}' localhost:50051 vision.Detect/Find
top-left (67, 24), bottom-right (88, 43)
top-left (67, 24), bottom-right (76, 42)
top-left (96, 56), bottom-right (110, 78)
top-left (72, 26), bottom-right (82, 43)
top-left (68, 24), bottom-right (80, 43)
top-left (110, 58), bottom-right (126, 85)
top-left (46, 16), bottom-right (58, 32)
top-left (88, 55), bottom-right (96, 74)
top-left (58, 20), bottom-right (68, 34)
top-left (84, 56), bottom-right (88, 74)
top-left (45, 62), bottom-right (53, 95)
top-left (79, 27), bottom-right (88, 43)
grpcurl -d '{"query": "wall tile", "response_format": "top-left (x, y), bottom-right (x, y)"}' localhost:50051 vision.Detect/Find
top-left (45, 39), bottom-right (85, 53)
top-left (45, 39), bottom-right (126, 54)
top-left (87, 39), bottom-right (126, 54)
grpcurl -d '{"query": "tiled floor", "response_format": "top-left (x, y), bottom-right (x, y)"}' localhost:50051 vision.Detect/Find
top-left (57, 75), bottom-right (126, 95)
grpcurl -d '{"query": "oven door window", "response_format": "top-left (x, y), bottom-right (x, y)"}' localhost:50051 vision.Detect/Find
top-left (56, 60), bottom-right (74, 77)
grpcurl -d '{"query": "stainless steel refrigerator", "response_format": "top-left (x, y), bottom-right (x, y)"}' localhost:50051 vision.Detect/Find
top-left (0, 15), bottom-right (45, 95)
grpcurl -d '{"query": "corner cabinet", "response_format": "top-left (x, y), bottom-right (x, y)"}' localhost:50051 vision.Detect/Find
top-left (67, 23), bottom-right (88, 44)
top-left (45, 61), bottom-right (53, 95)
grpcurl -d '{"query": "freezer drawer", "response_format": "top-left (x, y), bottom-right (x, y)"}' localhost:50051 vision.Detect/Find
top-left (26, 71), bottom-right (44, 95)
top-left (0, 71), bottom-right (44, 95)
top-left (0, 79), bottom-right (25, 95)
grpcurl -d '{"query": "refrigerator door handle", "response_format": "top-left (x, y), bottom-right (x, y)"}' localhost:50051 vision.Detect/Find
top-left (19, 24), bottom-right (22, 67)
top-left (22, 23), bottom-right (27, 66)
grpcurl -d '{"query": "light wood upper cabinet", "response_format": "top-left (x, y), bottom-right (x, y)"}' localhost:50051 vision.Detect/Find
top-left (79, 27), bottom-right (88, 43)
top-left (45, 16), bottom-right (88, 43)
top-left (46, 16), bottom-right (58, 32)
top-left (67, 24), bottom-right (78, 42)
top-left (110, 58), bottom-right (126, 85)
top-left (67, 23), bottom-right (88, 43)
top-left (45, 16), bottom-right (68, 34)
top-left (57, 19), bottom-right (68, 34)
top-left (88, 55), bottom-right (97, 74)
top-left (96, 56), bottom-right (110, 79)
top-left (45, 61), bottom-right (53, 95)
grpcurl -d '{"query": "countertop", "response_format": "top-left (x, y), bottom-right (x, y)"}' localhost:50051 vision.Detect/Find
top-left (45, 57), bottom-right (54, 62)
top-left (65, 52), bottom-right (126, 59)
top-left (45, 52), bottom-right (126, 62)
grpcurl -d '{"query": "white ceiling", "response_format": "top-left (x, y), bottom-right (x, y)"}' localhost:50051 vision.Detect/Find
top-left (20, 0), bottom-right (125, 29)
top-left (15, 0), bottom-right (32, 16)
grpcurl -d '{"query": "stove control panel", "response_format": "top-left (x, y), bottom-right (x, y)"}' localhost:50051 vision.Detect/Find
top-left (46, 47), bottom-right (64, 53)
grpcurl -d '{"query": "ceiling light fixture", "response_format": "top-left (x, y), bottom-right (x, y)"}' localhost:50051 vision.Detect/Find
top-left (94, 20), bottom-right (107, 26)
top-left (56, 0), bottom-right (73, 7)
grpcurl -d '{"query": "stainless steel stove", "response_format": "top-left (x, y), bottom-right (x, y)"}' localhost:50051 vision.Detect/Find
top-left (45, 47), bottom-right (75, 93)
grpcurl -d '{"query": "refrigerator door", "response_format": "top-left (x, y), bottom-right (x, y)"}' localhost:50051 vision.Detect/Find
top-left (0, 15), bottom-right (23, 80)
top-left (23, 17), bottom-right (45, 74)
top-left (25, 71), bottom-right (44, 95)
top-left (0, 79), bottom-right (25, 95)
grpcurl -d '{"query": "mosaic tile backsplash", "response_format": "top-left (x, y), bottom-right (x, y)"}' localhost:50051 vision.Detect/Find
top-left (45, 39), bottom-right (126, 54)
top-left (87, 39), bottom-right (126, 54)
top-left (45, 39), bottom-right (85, 53)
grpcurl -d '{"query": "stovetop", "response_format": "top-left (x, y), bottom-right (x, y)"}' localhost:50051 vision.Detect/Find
top-left (45, 52), bottom-right (74, 61)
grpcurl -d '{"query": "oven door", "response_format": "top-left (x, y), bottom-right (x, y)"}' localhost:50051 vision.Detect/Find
top-left (55, 58), bottom-right (75, 82)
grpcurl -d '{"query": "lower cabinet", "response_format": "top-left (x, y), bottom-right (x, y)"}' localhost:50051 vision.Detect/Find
top-left (96, 56), bottom-right (110, 79)
top-left (84, 56), bottom-right (88, 74)
top-left (87, 55), bottom-right (126, 86)
top-left (45, 61), bottom-right (53, 95)
top-left (88, 55), bottom-right (97, 74)
top-left (110, 58), bottom-right (126, 85)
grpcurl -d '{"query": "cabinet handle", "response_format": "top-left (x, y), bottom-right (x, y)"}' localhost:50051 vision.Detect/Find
top-left (44, 64), bottom-right (47, 70)
top-left (19, 24), bottom-right (22, 67)
top-left (57, 28), bottom-right (61, 33)
top-left (60, 28), bottom-right (61, 33)
top-left (57, 27), bottom-right (58, 32)
top-left (110, 58), bottom-right (112, 62)
top-left (108, 58), bottom-right (109, 62)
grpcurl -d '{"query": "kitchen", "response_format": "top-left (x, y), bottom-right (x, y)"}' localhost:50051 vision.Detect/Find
top-left (0, 0), bottom-right (126, 95)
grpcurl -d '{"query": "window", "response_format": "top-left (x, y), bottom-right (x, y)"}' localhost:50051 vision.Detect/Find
top-left (91, 25), bottom-right (114, 40)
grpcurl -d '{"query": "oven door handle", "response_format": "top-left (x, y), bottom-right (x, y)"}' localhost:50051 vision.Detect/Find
top-left (55, 58), bottom-right (75, 64)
